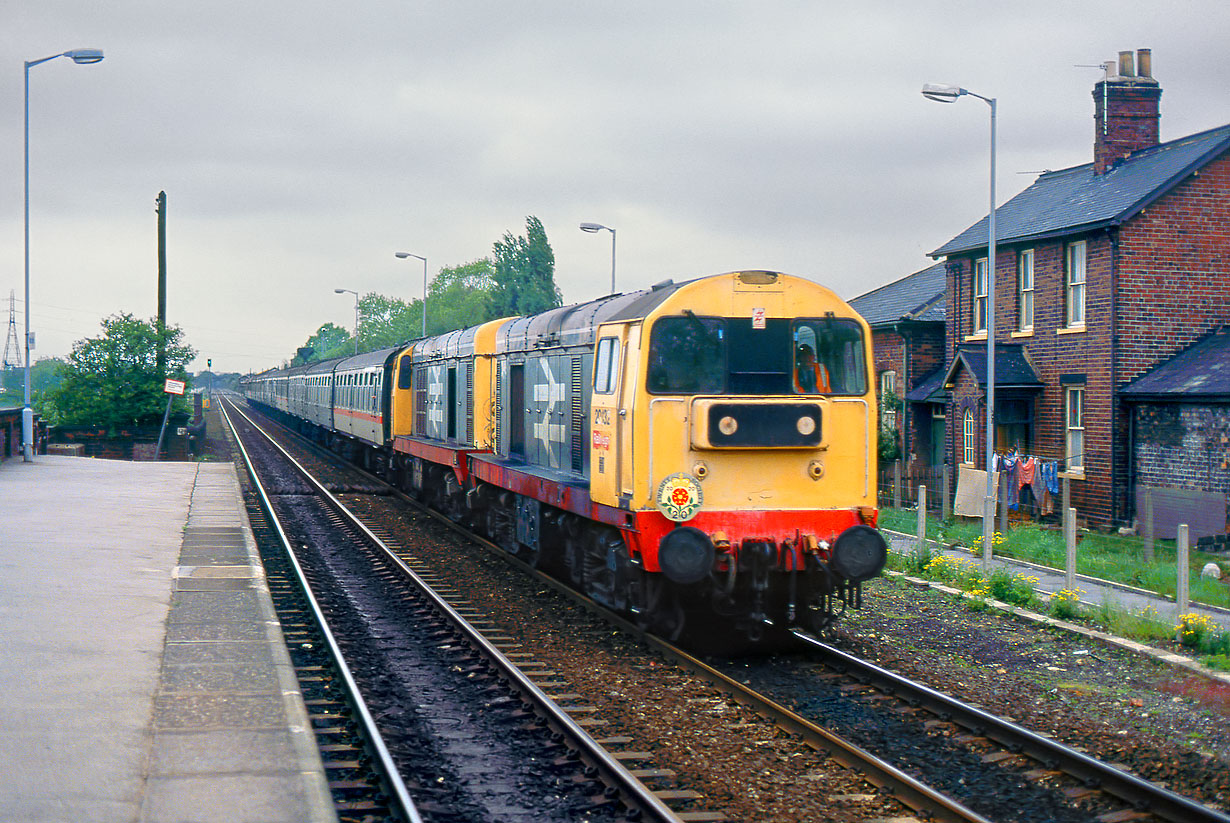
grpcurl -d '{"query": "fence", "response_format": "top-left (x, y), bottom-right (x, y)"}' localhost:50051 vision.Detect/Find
top-left (877, 462), bottom-right (950, 518)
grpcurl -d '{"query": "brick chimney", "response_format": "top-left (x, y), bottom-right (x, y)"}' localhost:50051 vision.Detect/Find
top-left (1093, 49), bottom-right (1162, 174)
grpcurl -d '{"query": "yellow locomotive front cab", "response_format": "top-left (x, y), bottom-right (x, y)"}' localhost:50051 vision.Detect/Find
top-left (592, 271), bottom-right (887, 639)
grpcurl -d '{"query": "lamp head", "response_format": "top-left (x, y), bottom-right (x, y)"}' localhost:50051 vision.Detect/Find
top-left (922, 83), bottom-right (964, 103)
top-left (579, 222), bottom-right (606, 233)
top-left (67, 49), bottom-right (104, 64)
top-left (334, 288), bottom-right (347, 294)
top-left (394, 251), bottom-right (410, 259)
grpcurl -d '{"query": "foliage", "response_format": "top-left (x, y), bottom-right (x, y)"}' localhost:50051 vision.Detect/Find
top-left (294, 322), bottom-right (352, 365)
top-left (1177, 613), bottom-right (1215, 648)
top-left (357, 293), bottom-right (421, 351)
top-left (1, 357), bottom-right (67, 405)
top-left (489, 215), bottom-right (562, 318)
top-left (427, 259), bottom-right (501, 335)
top-left (877, 423), bottom-right (901, 462)
top-left (988, 568), bottom-right (1038, 607)
top-left (39, 313), bottom-right (195, 429)
top-left (1049, 588), bottom-right (1084, 620)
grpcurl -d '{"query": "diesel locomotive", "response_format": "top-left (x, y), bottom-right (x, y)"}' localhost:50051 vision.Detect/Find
top-left (242, 270), bottom-right (888, 646)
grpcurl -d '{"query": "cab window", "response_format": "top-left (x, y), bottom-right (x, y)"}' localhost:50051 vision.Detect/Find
top-left (594, 337), bottom-right (620, 394)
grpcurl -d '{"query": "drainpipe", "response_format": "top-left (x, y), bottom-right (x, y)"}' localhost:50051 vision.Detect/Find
top-left (1109, 228), bottom-right (1120, 524)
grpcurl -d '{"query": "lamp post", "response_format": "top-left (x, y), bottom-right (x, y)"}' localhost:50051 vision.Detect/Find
top-left (923, 82), bottom-right (997, 568)
top-left (23, 47), bottom-right (104, 462)
top-left (579, 222), bottom-right (616, 294)
top-left (334, 288), bottom-right (359, 354)
top-left (394, 252), bottom-right (428, 337)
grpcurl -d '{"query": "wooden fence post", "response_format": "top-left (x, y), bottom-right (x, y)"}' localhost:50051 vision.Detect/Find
top-left (982, 496), bottom-right (994, 575)
top-left (893, 460), bottom-right (902, 509)
top-left (942, 463), bottom-right (951, 522)
top-left (1065, 506), bottom-right (1077, 592)
top-left (1143, 486), bottom-right (1155, 563)
top-left (917, 486), bottom-right (927, 554)
top-left (999, 471), bottom-right (1008, 535)
top-left (1176, 524), bottom-right (1190, 618)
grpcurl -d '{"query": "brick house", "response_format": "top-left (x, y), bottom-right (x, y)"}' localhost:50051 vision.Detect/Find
top-left (928, 49), bottom-right (1230, 528)
top-left (848, 263), bottom-right (946, 466)
top-left (1120, 326), bottom-right (1230, 539)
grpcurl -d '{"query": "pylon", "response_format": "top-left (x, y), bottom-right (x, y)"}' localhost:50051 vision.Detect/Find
top-left (2, 290), bottom-right (22, 391)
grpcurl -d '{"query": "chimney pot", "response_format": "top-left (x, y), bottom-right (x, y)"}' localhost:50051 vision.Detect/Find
top-left (1118, 51), bottom-right (1135, 77)
top-left (1137, 48), bottom-right (1152, 78)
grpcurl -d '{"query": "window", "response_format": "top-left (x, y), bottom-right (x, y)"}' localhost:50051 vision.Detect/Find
top-left (880, 370), bottom-right (898, 430)
top-left (646, 315), bottom-right (868, 396)
top-left (1065, 386), bottom-right (1085, 472)
top-left (962, 408), bottom-right (975, 465)
top-left (594, 337), bottom-right (620, 394)
top-left (1017, 249), bottom-right (1034, 330)
top-left (972, 258), bottom-right (988, 333)
top-left (1066, 241), bottom-right (1086, 326)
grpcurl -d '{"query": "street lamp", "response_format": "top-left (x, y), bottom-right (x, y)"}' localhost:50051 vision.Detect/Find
top-left (923, 82), bottom-right (998, 568)
top-left (580, 222), bottom-right (616, 294)
top-left (394, 252), bottom-right (428, 337)
top-left (334, 288), bottom-right (359, 354)
top-left (23, 47), bottom-right (104, 462)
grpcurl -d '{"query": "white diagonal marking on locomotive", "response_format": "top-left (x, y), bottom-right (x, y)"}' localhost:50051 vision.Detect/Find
top-left (536, 359), bottom-right (566, 468)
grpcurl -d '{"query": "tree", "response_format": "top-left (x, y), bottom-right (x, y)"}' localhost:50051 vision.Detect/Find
top-left (358, 293), bottom-right (420, 351)
top-left (293, 322), bottom-right (352, 365)
top-left (39, 313), bottom-right (196, 429)
top-left (489, 215), bottom-right (562, 318)
top-left (426, 258), bottom-right (500, 334)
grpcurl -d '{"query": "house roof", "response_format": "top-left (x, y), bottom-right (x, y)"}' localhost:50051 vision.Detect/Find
top-left (848, 262), bottom-right (946, 326)
top-left (905, 367), bottom-right (946, 403)
top-left (931, 123), bottom-right (1230, 257)
top-left (1121, 326), bottom-right (1230, 402)
top-left (942, 343), bottom-right (1043, 390)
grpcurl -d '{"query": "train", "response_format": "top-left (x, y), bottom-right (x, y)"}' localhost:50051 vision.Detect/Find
top-left (241, 270), bottom-right (888, 648)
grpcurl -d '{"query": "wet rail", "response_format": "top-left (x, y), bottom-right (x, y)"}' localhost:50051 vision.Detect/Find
top-left (222, 397), bottom-right (697, 823)
top-left (794, 633), bottom-right (1230, 823)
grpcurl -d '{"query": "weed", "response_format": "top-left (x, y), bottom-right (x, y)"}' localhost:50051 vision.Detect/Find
top-left (1050, 588), bottom-right (1084, 620)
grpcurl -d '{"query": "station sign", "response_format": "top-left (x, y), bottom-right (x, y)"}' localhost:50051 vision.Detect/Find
top-left (164, 379), bottom-right (186, 396)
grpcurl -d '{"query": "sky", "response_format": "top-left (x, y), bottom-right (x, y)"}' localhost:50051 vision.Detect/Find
top-left (4, 2), bottom-right (1229, 376)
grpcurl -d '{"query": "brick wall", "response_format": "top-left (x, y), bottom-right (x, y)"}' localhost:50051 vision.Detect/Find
top-left (1133, 402), bottom-right (1230, 531)
top-left (871, 322), bottom-right (945, 465)
top-left (945, 234), bottom-right (1116, 523)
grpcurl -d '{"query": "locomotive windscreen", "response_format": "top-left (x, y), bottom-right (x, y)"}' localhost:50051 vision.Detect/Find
top-left (647, 315), bottom-right (866, 396)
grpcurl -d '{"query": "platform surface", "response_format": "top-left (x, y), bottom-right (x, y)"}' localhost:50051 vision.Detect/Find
top-left (0, 455), bottom-right (335, 823)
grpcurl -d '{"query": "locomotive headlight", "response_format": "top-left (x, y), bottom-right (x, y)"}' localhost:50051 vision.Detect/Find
top-left (718, 415), bottom-right (738, 435)
top-left (796, 415), bottom-right (815, 436)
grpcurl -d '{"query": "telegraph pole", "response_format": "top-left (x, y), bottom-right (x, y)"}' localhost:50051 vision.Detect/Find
top-left (156, 191), bottom-right (167, 380)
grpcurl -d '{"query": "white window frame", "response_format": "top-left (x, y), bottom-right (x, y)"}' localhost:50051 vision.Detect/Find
top-left (1017, 249), bottom-right (1034, 331)
top-left (1065, 386), bottom-right (1085, 473)
top-left (962, 408), bottom-right (975, 465)
top-left (880, 370), bottom-right (898, 430)
top-left (1066, 241), bottom-right (1086, 327)
top-left (972, 258), bottom-right (988, 334)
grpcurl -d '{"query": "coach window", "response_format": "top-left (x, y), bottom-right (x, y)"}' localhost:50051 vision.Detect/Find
top-left (594, 337), bottom-right (620, 394)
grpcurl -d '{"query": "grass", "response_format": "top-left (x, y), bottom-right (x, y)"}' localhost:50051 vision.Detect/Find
top-left (883, 511), bottom-right (1230, 671)
top-left (877, 506), bottom-right (1230, 609)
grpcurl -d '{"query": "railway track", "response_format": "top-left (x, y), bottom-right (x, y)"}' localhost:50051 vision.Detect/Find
top-left (226, 396), bottom-right (1230, 822)
top-left (221, 397), bottom-right (709, 823)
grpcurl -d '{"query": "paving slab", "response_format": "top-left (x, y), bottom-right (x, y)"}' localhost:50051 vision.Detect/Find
top-left (0, 455), bottom-right (336, 823)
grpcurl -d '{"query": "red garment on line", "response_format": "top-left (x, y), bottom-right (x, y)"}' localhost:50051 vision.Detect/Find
top-left (1017, 456), bottom-right (1036, 490)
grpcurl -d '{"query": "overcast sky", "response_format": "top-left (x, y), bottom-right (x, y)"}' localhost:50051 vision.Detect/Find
top-left (4, 2), bottom-right (1228, 375)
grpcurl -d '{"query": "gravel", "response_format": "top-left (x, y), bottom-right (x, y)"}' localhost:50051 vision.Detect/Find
top-left (211, 404), bottom-right (1230, 820)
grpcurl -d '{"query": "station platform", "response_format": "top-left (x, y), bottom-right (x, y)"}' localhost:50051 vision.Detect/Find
top-left (0, 455), bottom-right (336, 823)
